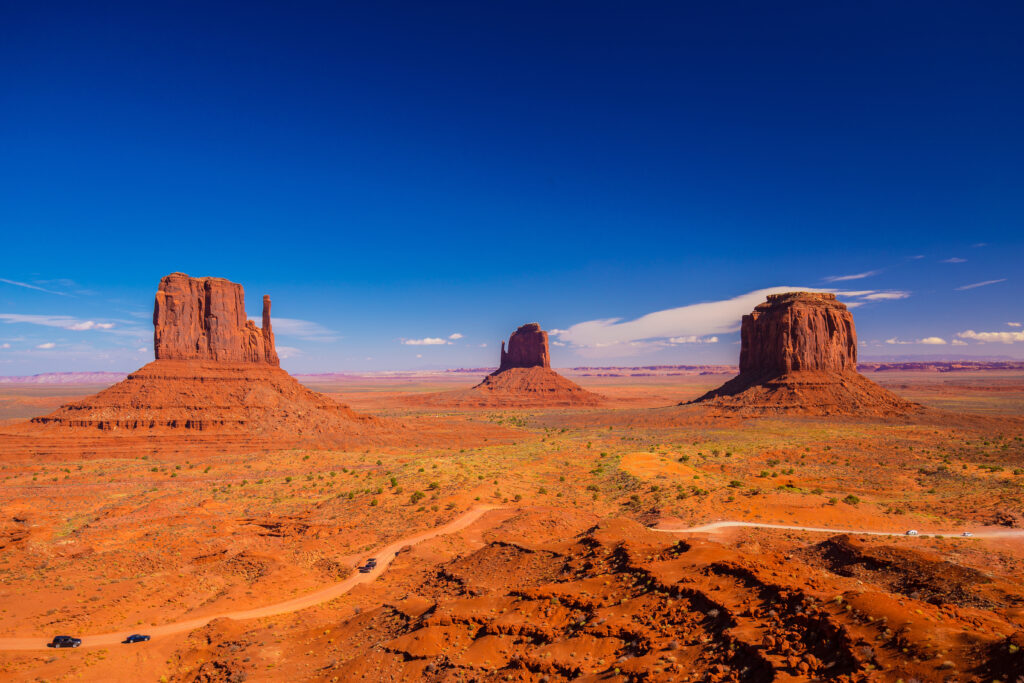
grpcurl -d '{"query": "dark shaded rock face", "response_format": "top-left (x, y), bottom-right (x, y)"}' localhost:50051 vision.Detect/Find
top-left (153, 272), bottom-right (278, 365)
top-left (740, 292), bottom-right (856, 377)
top-left (498, 323), bottom-right (550, 372)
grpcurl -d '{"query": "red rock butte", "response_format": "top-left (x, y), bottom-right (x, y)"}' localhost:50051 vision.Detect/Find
top-left (406, 323), bottom-right (602, 408)
top-left (154, 272), bottom-right (279, 365)
top-left (691, 292), bottom-right (919, 416)
top-left (25, 273), bottom-right (377, 442)
top-left (498, 323), bottom-right (550, 371)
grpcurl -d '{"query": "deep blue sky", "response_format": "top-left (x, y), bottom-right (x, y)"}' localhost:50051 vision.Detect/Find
top-left (2, 2), bottom-right (1022, 373)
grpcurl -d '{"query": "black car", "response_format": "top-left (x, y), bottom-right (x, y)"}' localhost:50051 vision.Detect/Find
top-left (123, 634), bottom-right (151, 644)
top-left (48, 635), bottom-right (82, 648)
top-left (366, 558), bottom-right (377, 567)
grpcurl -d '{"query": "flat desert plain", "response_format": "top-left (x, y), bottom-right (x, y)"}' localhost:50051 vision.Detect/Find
top-left (1, 368), bottom-right (1023, 682)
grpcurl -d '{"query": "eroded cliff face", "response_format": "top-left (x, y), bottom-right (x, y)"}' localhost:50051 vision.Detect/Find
top-left (498, 323), bottom-right (550, 372)
top-left (739, 292), bottom-right (856, 377)
top-left (691, 292), bottom-right (919, 415)
top-left (153, 273), bottom-right (278, 365)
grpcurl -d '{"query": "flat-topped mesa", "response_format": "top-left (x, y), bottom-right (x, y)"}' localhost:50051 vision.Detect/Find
top-left (689, 291), bottom-right (920, 415)
top-left (153, 272), bottom-right (279, 365)
top-left (740, 292), bottom-right (856, 377)
top-left (497, 323), bottom-right (550, 372)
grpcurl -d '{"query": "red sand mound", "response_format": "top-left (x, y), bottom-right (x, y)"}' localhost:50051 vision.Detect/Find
top-left (323, 515), bottom-right (1024, 681)
top-left (692, 292), bottom-right (919, 416)
top-left (28, 359), bottom-right (372, 436)
top-left (406, 323), bottom-right (603, 408)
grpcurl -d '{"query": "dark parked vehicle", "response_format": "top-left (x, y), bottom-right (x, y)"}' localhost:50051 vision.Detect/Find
top-left (366, 558), bottom-right (377, 567)
top-left (357, 558), bottom-right (378, 573)
top-left (48, 636), bottom-right (82, 648)
top-left (123, 634), bottom-right (151, 644)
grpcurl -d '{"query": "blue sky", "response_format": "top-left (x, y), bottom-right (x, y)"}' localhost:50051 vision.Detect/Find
top-left (1, 2), bottom-right (1022, 374)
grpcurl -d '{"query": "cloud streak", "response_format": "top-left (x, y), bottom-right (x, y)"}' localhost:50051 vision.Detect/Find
top-left (0, 313), bottom-right (133, 334)
top-left (955, 279), bottom-right (1007, 291)
top-left (250, 316), bottom-right (337, 342)
top-left (551, 286), bottom-right (908, 358)
top-left (0, 278), bottom-right (71, 296)
top-left (402, 337), bottom-right (448, 346)
top-left (957, 330), bottom-right (1024, 343)
top-left (823, 270), bottom-right (880, 282)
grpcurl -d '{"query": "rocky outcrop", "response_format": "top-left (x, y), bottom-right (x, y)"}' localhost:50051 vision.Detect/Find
top-left (498, 323), bottom-right (550, 371)
top-left (691, 292), bottom-right (919, 416)
top-left (28, 273), bottom-right (384, 440)
top-left (740, 293), bottom-right (856, 376)
top-left (404, 323), bottom-right (602, 408)
top-left (153, 273), bottom-right (278, 365)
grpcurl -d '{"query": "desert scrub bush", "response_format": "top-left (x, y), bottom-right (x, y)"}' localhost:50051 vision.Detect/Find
top-left (842, 494), bottom-right (860, 505)
top-left (728, 480), bottom-right (743, 488)
top-left (409, 490), bottom-right (425, 504)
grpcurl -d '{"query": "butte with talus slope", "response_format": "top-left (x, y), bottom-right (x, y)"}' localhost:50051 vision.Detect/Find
top-left (689, 292), bottom-right (920, 416)
top-left (407, 323), bottom-right (603, 408)
top-left (25, 272), bottom-right (377, 442)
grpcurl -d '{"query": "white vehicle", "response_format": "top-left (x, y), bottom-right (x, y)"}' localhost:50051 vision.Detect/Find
top-left (905, 529), bottom-right (919, 536)
top-left (962, 531), bottom-right (974, 537)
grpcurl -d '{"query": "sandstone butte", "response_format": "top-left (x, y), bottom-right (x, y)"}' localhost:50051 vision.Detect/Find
top-left (153, 272), bottom-right (279, 365)
top-left (407, 323), bottom-right (603, 408)
top-left (690, 292), bottom-right (920, 416)
top-left (26, 273), bottom-right (375, 440)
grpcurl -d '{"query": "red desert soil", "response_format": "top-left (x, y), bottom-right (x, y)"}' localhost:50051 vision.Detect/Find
top-left (0, 370), bottom-right (1023, 681)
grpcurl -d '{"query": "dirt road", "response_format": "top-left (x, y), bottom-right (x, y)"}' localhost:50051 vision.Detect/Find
top-left (0, 505), bottom-right (502, 651)
top-left (4, 508), bottom-right (1020, 652)
top-left (652, 519), bottom-right (1024, 539)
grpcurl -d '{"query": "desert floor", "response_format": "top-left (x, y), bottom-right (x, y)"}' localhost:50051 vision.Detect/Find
top-left (1, 369), bottom-right (1022, 681)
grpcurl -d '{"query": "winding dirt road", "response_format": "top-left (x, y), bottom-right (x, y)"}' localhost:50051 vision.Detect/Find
top-left (652, 520), bottom-right (1024, 539)
top-left (0, 505), bottom-right (502, 652)
top-left (3, 509), bottom-right (1021, 652)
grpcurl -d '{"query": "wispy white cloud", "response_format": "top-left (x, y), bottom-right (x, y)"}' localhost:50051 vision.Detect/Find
top-left (551, 286), bottom-right (906, 358)
top-left (276, 345), bottom-right (302, 359)
top-left (448, 333), bottom-right (463, 340)
top-left (250, 317), bottom-right (337, 342)
top-left (1008, 322), bottom-right (1022, 328)
top-left (860, 291), bottom-right (910, 300)
top-left (36, 342), bottom-right (56, 349)
top-left (886, 336), bottom-right (946, 345)
top-left (0, 278), bottom-right (71, 296)
top-left (951, 339), bottom-right (967, 346)
top-left (402, 337), bottom-right (448, 346)
top-left (668, 335), bottom-right (719, 344)
top-left (957, 330), bottom-right (1024, 343)
top-left (955, 279), bottom-right (1007, 291)
top-left (823, 270), bottom-right (880, 282)
top-left (941, 257), bottom-right (967, 263)
top-left (972, 243), bottom-right (988, 248)
top-left (0, 313), bottom-right (131, 334)
top-left (0, 343), bottom-right (10, 349)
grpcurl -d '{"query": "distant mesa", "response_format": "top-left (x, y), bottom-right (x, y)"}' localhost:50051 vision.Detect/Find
top-left (29, 272), bottom-right (374, 438)
top-left (406, 323), bottom-right (602, 408)
top-left (690, 292), bottom-right (920, 416)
